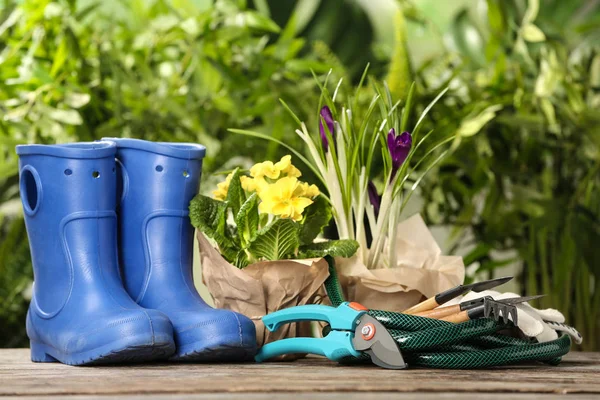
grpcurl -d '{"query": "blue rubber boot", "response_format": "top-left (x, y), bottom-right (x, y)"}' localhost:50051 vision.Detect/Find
top-left (16, 142), bottom-right (176, 365)
top-left (102, 138), bottom-right (257, 361)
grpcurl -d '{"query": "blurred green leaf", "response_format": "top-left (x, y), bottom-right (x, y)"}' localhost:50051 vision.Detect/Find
top-left (522, 23), bottom-right (545, 42)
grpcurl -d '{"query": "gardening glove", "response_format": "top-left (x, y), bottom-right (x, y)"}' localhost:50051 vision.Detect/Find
top-left (446, 290), bottom-right (583, 344)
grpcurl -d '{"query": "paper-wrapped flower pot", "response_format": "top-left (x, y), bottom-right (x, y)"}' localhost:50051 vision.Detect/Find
top-left (197, 232), bottom-right (329, 359)
top-left (335, 214), bottom-right (465, 311)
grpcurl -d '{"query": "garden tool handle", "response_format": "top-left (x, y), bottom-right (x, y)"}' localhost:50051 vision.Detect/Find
top-left (440, 311), bottom-right (470, 323)
top-left (262, 302), bottom-right (365, 332)
top-left (415, 305), bottom-right (461, 319)
top-left (403, 297), bottom-right (439, 314)
top-left (255, 331), bottom-right (361, 362)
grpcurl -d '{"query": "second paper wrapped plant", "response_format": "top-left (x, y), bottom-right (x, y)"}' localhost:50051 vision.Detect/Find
top-left (234, 71), bottom-right (465, 311)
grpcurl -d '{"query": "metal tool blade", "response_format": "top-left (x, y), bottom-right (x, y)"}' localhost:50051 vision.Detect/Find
top-left (435, 277), bottom-right (513, 305)
top-left (496, 295), bottom-right (545, 305)
top-left (460, 295), bottom-right (493, 310)
top-left (365, 342), bottom-right (406, 370)
top-left (352, 314), bottom-right (406, 369)
top-left (470, 276), bottom-right (513, 292)
top-left (484, 300), bottom-right (518, 326)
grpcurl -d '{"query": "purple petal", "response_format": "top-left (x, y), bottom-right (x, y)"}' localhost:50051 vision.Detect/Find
top-left (388, 130), bottom-right (412, 176)
top-left (387, 128), bottom-right (397, 160)
top-left (367, 181), bottom-right (381, 216)
top-left (319, 106), bottom-right (335, 152)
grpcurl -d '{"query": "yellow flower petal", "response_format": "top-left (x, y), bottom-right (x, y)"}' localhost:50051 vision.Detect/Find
top-left (284, 165), bottom-right (302, 178)
top-left (212, 172), bottom-right (234, 200)
top-left (291, 196), bottom-right (313, 213)
top-left (274, 155), bottom-right (292, 171)
top-left (305, 184), bottom-right (320, 198)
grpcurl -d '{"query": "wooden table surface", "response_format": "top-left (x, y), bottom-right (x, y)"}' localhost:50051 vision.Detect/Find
top-left (0, 349), bottom-right (599, 399)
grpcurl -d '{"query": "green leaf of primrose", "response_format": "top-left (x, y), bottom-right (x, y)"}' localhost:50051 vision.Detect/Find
top-left (234, 249), bottom-right (250, 269)
top-left (225, 168), bottom-right (246, 218)
top-left (299, 195), bottom-right (332, 245)
top-left (189, 194), bottom-right (239, 262)
top-left (298, 239), bottom-right (359, 259)
top-left (248, 218), bottom-right (299, 261)
top-left (235, 192), bottom-right (259, 245)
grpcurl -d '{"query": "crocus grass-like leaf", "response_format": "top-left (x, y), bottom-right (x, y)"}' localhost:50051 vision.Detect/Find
top-left (299, 195), bottom-right (332, 245)
top-left (226, 168), bottom-right (246, 218)
top-left (298, 239), bottom-right (359, 259)
top-left (235, 192), bottom-right (259, 245)
top-left (248, 218), bottom-right (299, 261)
top-left (189, 194), bottom-right (239, 262)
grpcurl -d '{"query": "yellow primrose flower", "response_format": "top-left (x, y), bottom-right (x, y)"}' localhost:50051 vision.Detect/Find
top-left (294, 182), bottom-right (320, 198)
top-left (240, 175), bottom-right (268, 194)
top-left (212, 172), bottom-right (233, 201)
top-left (250, 161), bottom-right (279, 180)
top-left (275, 155), bottom-right (302, 178)
top-left (258, 176), bottom-right (313, 221)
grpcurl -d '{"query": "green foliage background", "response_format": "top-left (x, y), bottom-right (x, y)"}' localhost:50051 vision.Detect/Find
top-left (1, 0), bottom-right (599, 349)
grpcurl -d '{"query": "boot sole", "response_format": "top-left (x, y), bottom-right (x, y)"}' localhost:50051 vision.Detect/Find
top-left (31, 336), bottom-right (176, 366)
top-left (170, 343), bottom-right (257, 362)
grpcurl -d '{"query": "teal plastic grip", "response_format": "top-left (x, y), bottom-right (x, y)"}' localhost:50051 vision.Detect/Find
top-left (262, 303), bottom-right (364, 332)
top-left (255, 331), bottom-right (361, 362)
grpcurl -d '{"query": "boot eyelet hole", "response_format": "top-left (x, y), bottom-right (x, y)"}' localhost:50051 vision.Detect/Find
top-left (112, 167), bottom-right (116, 173)
top-left (64, 169), bottom-right (72, 176)
top-left (156, 165), bottom-right (163, 172)
top-left (183, 170), bottom-right (189, 178)
top-left (92, 171), bottom-right (100, 179)
top-left (20, 166), bottom-right (42, 216)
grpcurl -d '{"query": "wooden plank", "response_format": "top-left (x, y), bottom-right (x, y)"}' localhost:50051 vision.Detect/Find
top-left (3, 395), bottom-right (600, 400)
top-left (0, 349), bottom-right (599, 397)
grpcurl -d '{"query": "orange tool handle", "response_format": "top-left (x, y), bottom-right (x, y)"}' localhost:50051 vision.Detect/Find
top-left (403, 297), bottom-right (439, 315)
top-left (440, 311), bottom-right (470, 323)
top-left (414, 304), bottom-right (461, 319)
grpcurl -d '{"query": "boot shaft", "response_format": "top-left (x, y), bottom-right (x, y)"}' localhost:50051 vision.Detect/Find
top-left (16, 142), bottom-right (128, 317)
top-left (103, 138), bottom-right (206, 307)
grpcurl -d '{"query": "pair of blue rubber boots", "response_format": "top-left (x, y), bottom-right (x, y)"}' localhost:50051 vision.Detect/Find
top-left (16, 139), bottom-right (256, 365)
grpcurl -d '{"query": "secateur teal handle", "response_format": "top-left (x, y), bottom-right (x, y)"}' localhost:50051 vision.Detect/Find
top-left (255, 302), bottom-right (369, 362)
top-left (261, 302), bottom-right (366, 332)
top-left (255, 331), bottom-right (361, 362)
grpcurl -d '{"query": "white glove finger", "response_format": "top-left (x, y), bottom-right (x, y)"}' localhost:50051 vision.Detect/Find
top-left (536, 321), bottom-right (559, 342)
top-left (535, 308), bottom-right (565, 323)
top-left (514, 306), bottom-right (545, 337)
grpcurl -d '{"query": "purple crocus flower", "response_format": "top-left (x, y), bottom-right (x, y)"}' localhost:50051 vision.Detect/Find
top-left (367, 181), bottom-right (381, 217)
top-left (319, 106), bottom-right (335, 152)
top-left (387, 128), bottom-right (412, 176)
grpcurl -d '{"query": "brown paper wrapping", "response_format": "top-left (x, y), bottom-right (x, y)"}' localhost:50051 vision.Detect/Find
top-left (335, 214), bottom-right (465, 312)
top-left (197, 232), bottom-right (330, 352)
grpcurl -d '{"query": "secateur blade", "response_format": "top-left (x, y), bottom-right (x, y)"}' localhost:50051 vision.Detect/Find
top-left (484, 299), bottom-right (518, 326)
top-left (351, 314), bottom-right (406, 370)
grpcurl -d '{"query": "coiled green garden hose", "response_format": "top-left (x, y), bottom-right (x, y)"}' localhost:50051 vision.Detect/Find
top-left (323, 259), bottom-right (571, 368)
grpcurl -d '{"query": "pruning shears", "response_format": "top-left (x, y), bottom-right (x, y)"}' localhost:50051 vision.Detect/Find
top-left (255, 302), bottom-right (406, 369)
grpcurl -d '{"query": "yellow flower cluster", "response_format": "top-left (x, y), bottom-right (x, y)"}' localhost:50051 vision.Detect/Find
top-left (240, 155), bottom-right (303, 195)
top-left (212, 156), bottom-right (320, 221)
